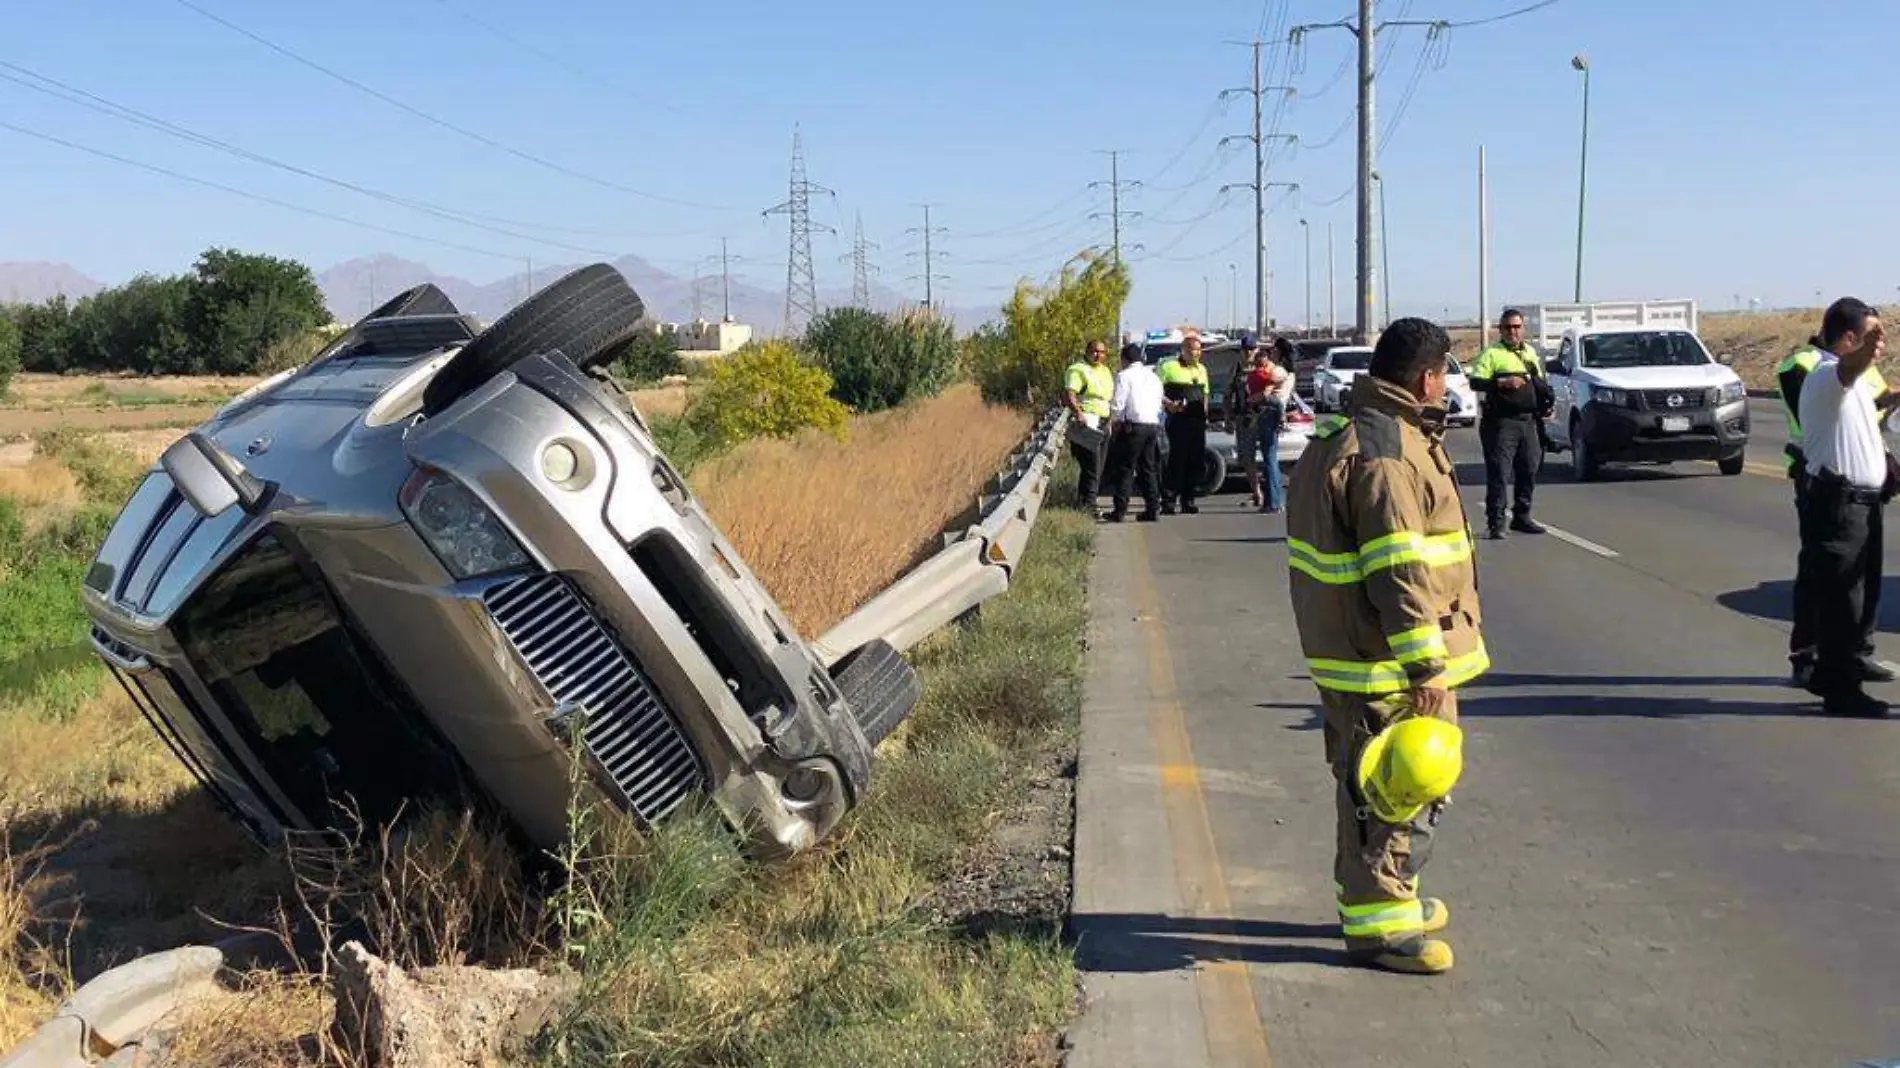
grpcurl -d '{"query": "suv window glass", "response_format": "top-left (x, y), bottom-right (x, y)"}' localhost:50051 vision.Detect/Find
top-left (174, 531), bottom-right (473, 830)
top-left (1328, 350), bottom-right (1372, 370)
top-left (1144, 342), bottom-right (1182, 365)
top-left (1581, 331), bottom-right (1709, 369)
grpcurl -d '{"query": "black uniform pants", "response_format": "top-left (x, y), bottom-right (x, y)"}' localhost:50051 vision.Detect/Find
top-left (1107, 423), bottom-right (1162, 517)
top-left (1798, 476), bottom-right (1884, 699)
top-left (1070, 438), bottom-right (1106, 508)
top-left (1479, 415), bottom-right (1541, 528)
top-left (1164, 417), bottom-right (1207, 507)
top-left (1790, 462), bottom-right (1881, 665)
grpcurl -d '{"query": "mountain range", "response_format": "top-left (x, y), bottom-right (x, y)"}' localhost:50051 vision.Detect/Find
top-left (0, 255), bottom-right (996, 335)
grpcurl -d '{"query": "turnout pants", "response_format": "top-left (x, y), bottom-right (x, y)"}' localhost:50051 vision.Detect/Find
top-left (1800, 477), bottom-right (1885, 700)
top-left (1105, 424), bottom-right (1162, 518)
top-left (1479, 414), bottom-right (1541, 529)
top-left (1164, 417), bottom-right (1207, 508)
top-left (1321, 689), bottom-right (1457, 954)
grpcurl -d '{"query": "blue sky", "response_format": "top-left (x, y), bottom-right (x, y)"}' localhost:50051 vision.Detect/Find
top-left (3, 0), bottom-right (1895, 331)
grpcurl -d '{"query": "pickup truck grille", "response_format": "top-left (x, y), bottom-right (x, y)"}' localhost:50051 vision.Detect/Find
top-left (484, 573), bottom-right (705, 826)
top-left (1639, 388), bottom-right (1712, 412)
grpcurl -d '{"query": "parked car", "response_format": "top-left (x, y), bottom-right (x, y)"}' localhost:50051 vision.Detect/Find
top-left (1445, 354), bottom-right (1478, 427)
top-left (80, 265), bottom-right (917, 861)
top-left (1312, 346), bottom-right (1375, 412)
top-left (1292, 337), bottom-right (1355, 403)
top-left (1195, 393), bottom-right (1318, 494)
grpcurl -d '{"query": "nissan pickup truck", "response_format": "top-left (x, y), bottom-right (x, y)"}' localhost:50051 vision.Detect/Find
top-left (80, 264), bottom-right (918, 860)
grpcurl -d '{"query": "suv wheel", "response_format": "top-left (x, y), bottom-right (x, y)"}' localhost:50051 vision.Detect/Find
top-left (829, 639), bottom-right (921, 747)
top-left (1570, 415), bottom-right (1599, 482)
top-left (1199, 446), bottom-right (1228, 496)
top-left (1718, 451), bottom-right (1745, 476)
top-left (422, 264), bottom-right (646, 417)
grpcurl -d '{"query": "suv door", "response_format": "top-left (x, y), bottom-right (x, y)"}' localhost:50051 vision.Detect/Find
top-left (1547, 335), bottom-right (1577, 445)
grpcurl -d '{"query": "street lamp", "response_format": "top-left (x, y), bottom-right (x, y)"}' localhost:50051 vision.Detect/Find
top-left (1371, 171), bottom-right (1390, 329)
top-left (1228, 263), bottom-right (1237, 331)
top-left (1572, 53), bottom-right (1590, 303)
top-left (1202, 275), bottom-right (1211, 328)
top-left (1299, 218), bottom-right (1312, 336)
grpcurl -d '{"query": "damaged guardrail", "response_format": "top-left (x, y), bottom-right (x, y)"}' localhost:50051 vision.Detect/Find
top-left (811, 406), bottom-right (1068, 667)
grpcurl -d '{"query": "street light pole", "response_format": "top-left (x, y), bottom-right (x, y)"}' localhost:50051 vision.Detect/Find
top-left (1300, 218), bottom-right (1312, 336)
top-left (1327, 222), bottom-right (1337, 336)
top-left (1228, 263), bottom-right (1238, 330)
top-left (1203, 275), bottom-right (1211, 328)
top-left (1373, 171), bottom-right (1390, 328)
top-left (1572, 53), bottom-right (1590, 303)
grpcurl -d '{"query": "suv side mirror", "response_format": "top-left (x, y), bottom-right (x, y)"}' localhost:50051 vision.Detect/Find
top-left (162, 431), bottom-right (274, 518)
top-left (1716, 352), bottom-right (1735, 366)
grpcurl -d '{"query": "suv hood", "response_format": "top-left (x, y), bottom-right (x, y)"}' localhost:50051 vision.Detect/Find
top-left (1574, 363), bottom-right (1738, 390)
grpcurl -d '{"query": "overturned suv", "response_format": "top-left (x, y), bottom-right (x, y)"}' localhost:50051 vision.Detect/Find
top-left (80, 265), bottom-right (919, 859)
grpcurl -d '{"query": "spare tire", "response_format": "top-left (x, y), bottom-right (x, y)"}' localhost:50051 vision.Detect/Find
top-left (421, 264), bottom-right (646, 416)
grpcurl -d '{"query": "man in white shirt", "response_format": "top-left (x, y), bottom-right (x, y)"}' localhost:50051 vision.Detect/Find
top-left (1103, 342), bottom-right (1165, 522)
top-left (1797, 296), bottom-right (1891, 717)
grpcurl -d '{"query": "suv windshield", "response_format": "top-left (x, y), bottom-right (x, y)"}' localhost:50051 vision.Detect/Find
top-left (1143, 342), bottom-right (1182, 365)
top-left (1328, 350), bottom-right (1372, 371)
top-left (1582, 331), bottom-right (1710, 370)
top-left (174, 531), bottom-right (474, 829)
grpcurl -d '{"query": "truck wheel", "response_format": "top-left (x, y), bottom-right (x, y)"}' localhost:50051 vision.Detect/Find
top-left (1718, 452), bottom-right (1745, 476)
top-left (829, 639), bottom-right (921, 748)
top-left (1199, 446), bottom-right (1228, 496)
top-left (1570, 416), bottom-right (1599, 482)
top-left (422, 263), bottom-right (646, 417)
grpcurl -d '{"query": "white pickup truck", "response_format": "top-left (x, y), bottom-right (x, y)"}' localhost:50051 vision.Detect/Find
top-left (1515, 299), bottom-right (1750, 481)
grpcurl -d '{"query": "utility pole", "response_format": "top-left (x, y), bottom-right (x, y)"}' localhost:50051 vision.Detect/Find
top-left (840, 212), bottom-right (879, 309)
top-left (1571, 53), bottom-right (1591, 303)
top-left (1089, 149), bottom-right (1142, 269)
top-left (1221, 41), bottom-right (1298, 337)
top-left (763, 126), bottom-right (835, 335)
top-left (1299, 218), bottom-right (1312, 335)
top-left (720, 237), bottom-right (732, 321)
top-left (1478, 145), bottom-right (1490, 349)
top-left (905, 203), bottom-right (950, 311)
top-left (1328, 222), bottom-right (1337, 336)
top-left (1228, 263), bottom-right (1238, 331)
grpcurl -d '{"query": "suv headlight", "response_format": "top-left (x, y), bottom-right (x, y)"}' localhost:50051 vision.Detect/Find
top-left (1718, 380), bottom-right (1746, 404)
top-left (399, 467), bottom-right (531, 579)
top-left (1593, 386), bottom-right (1634, 408)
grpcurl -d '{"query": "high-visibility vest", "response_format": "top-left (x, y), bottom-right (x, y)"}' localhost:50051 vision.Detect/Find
top-left (1777, 346), bottom-right (1889, 472)
top-left (1065, 360), bottom-right (1114, 418)
top-left (1469, 343), bottom-right (1542, 380)
top-left (1156, 358), bottom-right (1210, 393)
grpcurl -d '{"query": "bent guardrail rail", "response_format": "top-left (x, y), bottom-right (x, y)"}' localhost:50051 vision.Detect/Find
top-left (811, 406), bottom-right (1068, 667)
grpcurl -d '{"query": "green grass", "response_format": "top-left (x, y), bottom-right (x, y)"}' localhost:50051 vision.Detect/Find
top-left (0, 495), bottom-right (121, 720)
top-left (533, 466), bottom-right (1093, 1067)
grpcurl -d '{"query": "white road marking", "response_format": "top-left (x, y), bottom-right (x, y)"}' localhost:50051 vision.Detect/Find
top-left (1543, 524), bottom-right (1620, 558)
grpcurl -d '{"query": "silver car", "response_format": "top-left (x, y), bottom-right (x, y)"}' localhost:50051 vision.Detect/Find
top-left (80, 265), bottom-right (915, 860)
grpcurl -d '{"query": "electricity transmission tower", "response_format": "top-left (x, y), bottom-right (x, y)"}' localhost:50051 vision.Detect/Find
top-left (1220, 40), bottom-right (1298, 336)
top-left (905, 204), bottom-right (950, 310)
top-left (762, 127), bottom-right (834, 334)
top-left (1293, 1), bottom-right (1458, 343)
top-left (841, 212), bottom-right (879, 309)
top-left (1089, 149), bottom-right (1142, 268)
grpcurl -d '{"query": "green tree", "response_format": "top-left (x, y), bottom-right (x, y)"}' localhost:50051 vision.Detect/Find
top-left (64, 274), bottom-right (195, 374)
top-left (185, 248), bottom-right (329, 375)
top-left (612, 328), bottom-right (684, 384)
top-left (6, 296), bottom-right (73, 373)
top-left (0, 315), bottom-right (19, 397)
top-left (803, 305), bottom-right (958, 413)
top-left (971, 250), bottom-right (1131, 408)
top-left (685, 340), bottom-right (850, 451)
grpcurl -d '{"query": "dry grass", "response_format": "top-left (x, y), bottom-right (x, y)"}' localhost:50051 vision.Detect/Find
top-left (627, 383), bottom-right (691, 420)
top-left (0, 456), bottom-right (79, 510)
top-left (0, 372), bottom-right (261, 409)
top-left (692, 384), bottom-right (1034, 636)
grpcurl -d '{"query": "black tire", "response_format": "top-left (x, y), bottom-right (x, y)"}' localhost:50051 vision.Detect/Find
top-left (1718, 451), bottom-right (1745, 476)
top-left (829, 639), bottom-right (921, 748)
top-left (366, 282), bottom-right (459, 321)
top-left (421, 263), bottom-right (646, 416)
top-left (1570, 416), bottom-right (1599, 482)
top-left (1199, 446), bottom-right (1228, 496)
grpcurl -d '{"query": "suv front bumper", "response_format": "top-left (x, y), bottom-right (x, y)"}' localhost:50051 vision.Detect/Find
top-left (1576, 396), bottom-right (1750, 462)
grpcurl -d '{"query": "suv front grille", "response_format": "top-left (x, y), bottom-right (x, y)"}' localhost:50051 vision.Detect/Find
top-left (1640, 388), bottom-right (1712, 412)
top-left (484, 573), bottom-right (705, 826)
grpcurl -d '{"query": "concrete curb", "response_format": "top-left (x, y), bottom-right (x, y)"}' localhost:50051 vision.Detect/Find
top-left (0, 937), bottom-right (270, 1067)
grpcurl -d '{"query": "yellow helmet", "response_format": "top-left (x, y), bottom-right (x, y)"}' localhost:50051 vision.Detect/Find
top-left (1356, 716), bottom-right (1464, 825)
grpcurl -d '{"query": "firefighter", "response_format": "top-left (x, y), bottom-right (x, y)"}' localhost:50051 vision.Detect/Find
top-left (1285, 317), bottom-right (1489, 975)
top-left (1063, 339), bottom-right (1116, 509)
top-left (1779, 332), bottom-right (1900, 687)
top-left (1468, 308), bottom-right (1552, 538)
top-left (1157, 333), bottom-right (1212, 514)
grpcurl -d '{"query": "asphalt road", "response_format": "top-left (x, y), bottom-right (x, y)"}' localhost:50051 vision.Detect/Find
top-left (1069, 408), bottom-right (1900, 1068)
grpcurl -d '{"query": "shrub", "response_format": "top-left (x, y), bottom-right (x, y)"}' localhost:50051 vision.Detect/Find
top-left (612, 329), bottom-right (684, 385)
top-left (970, 249), bottom-right (1130, 409)
top-left (0, 316), bottom-right (17, 398)
top-left (684, 341), bottom-right (850, 452)
top-left (803, 306), bottom-right (958, 413)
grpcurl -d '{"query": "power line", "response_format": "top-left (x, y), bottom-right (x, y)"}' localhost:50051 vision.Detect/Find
top-left (0, 59), bottom-right (681, 257)
top-left (1089, 149), bottom-right (1141, 270)
top-left (841, 212), bottom-right (879, 309)
top-left (1221, 37), bottom-right (1299, 334)
top-left (763, 127), bottom-right (833, 334)
top-left (904, 204), bottom-right (950, 310)
top-left (0, 117), bottom-right (521, 262)
top-left (425, 0), bottom-right (690, 119)
top-left (1442, 0), bottom-right (1563, 28)
top-left (168, 0), bottom-right (728, 211)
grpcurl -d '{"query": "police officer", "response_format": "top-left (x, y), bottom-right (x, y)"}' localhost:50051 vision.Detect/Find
top-left (1468, 308), bottom-right (1552, 538)
top-left (1778, 331), bottom-right (1900, 686)
top-left (1157, 333), bottom-right (1212, 514)
top-left (1063, 339), bottom-right (1116, 509)
top-left (1285, 317), bottom-right (1488, 974)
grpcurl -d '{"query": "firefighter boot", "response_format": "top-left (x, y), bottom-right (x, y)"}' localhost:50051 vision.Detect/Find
top-left (1420, 897), bottom-right (1449, 933)
top-left (1352, 935), bottom-right (1455, 975)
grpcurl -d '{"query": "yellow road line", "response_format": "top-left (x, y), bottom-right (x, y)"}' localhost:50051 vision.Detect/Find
top-left (1743, 460), bottom-right (1783, 479)
top-left (1131, 527), bottom-right (1274, 1068)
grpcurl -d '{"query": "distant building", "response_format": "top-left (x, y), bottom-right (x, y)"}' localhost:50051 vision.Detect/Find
top-left (659, 317), bottom-right (753, 358)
